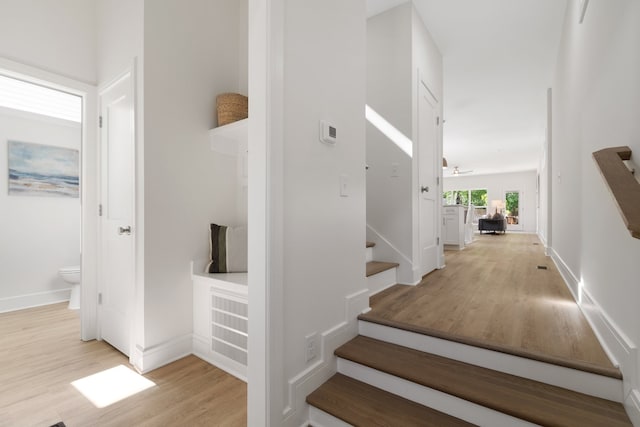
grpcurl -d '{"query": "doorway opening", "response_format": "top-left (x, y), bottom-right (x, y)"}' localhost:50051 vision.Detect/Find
top-left (505, 190), bottom-right (522, 230)
top-left (0, 72), bottom-right (82, 315)
top-left (0, 59), bottom-right (96, 341)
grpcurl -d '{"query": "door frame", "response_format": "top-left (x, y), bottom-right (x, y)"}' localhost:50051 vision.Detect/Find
top-left (0, 57), bottom-right (99, 341)
top-left (97, 63), bottom-right (137, 360)
top-left (504, 189), bottom-right (524, 231)
top-left (416, 78), bottom-right (440, 277)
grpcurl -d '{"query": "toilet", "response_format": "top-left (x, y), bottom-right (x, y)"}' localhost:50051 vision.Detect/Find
top-left (59, 266), bottom-right (81, 310)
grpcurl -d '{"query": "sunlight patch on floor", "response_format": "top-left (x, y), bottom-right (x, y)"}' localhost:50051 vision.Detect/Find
top-left (71, 365), bottom-right (156, 408)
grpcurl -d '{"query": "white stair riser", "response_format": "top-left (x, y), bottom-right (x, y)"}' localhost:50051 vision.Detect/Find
top-left (308, 406), bottom-right (352, 427)
top-left (365, 247), bottom-right (373, 263)
top-left (359, 320), bottom-right (623, 402)
top-left (367, 267), bottom-right (397, 296)
top-left (338, 358), bottom-right (537, 427)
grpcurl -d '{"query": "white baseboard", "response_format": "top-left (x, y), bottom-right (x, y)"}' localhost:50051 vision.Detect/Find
top-left (132, 333), bottom-right (192, 374)
top-left (281, 288), bottom-right (369, 427)
top-left (548, 247), bottom-right (580, 301)
top-left (192, 334), bottom-right (247, 382)
top-left (0, 288), bottom-right (71, 313)
top-left (537, 231), bottom-right (547, 249)
top-left (627, 390), bottom-right (640, 427)
top-left (549, 246), bottom-right (640, 423)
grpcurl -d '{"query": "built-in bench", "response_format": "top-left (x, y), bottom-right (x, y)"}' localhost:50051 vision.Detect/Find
top-left (191, 261), bottom-right (248, 382)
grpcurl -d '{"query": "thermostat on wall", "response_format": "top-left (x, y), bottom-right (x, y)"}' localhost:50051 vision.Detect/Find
top-left (320, 120), bottom-right (337, 145)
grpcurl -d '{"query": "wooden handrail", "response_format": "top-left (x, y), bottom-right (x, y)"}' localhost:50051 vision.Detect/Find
top-left (592, 146), bottom-right (640, 239)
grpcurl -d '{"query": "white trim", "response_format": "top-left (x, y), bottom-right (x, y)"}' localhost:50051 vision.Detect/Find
top-left (0, 289), bottom-right (71, 313)
top-left (627, 390), bottom-right (640, 427)
top-left (281, 289), bottom-right (369, 427)
top-left (548, 247), bottom-right (580, 301)
top-left (549, 246), bottom-right (640, 422)
top-left (360, 320), bottom-right (623, 402)
top-left (366, 223), bottom-right (417, 285)
top-left (537, 231), bottom-right (547, 250)
top-left (248, 0), bottom-right (285, 425)
top-left (0, 56), bottom-right (98, 342)
top-left (192, 335), bottom-right (247, 382)
top-left (131, 333), bottom-right (192, 374)
top-left (367, 266), bottom-right (398, 296)
top-left (338, 358), bottom-right (537, 427)
top-left (308, 406), bottom-right (351, 427)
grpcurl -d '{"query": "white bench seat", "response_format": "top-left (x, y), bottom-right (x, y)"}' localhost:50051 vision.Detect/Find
top-left (191, 262), bottom-right (248, 382)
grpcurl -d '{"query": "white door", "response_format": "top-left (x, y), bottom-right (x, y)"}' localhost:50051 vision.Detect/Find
top-left (99, 71), bottom-right (135, 356)
top-left (418, 81), bottom-right (439, 276)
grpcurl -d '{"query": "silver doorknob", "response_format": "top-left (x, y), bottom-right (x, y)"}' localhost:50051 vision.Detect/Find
top-left (118, 226), bottom-right (132, 235)
top-left (421, 186), bottom-right (429, 193)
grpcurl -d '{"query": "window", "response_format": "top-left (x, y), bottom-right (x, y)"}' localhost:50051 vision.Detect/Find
top-left (443, 189), bottom-right (488, 222)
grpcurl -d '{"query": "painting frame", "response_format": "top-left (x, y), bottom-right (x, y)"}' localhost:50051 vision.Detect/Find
top-left (8, 140), bottom-right (79, 198)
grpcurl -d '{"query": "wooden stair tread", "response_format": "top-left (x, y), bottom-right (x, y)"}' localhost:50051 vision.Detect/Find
top-left (366, 241), bottom-right (376, 248)
top-left (307, 373), bottom-right (475, 427)
top-left (366, 261), bottom-right (399, 277)
top-left (357, 314), bottom-right (622, 380)
top-left (336, 336), bottom-right (632, 427)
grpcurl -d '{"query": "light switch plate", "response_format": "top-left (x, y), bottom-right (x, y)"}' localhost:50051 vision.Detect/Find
top-left (339, 174), bottom-right (349, 197)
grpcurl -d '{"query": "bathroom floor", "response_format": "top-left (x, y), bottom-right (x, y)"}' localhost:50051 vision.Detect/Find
top-left (0, 303), bottom-right (246, 426)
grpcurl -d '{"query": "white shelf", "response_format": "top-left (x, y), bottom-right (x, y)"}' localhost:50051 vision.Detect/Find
top-left (209, 118), bottom-right (248, 155)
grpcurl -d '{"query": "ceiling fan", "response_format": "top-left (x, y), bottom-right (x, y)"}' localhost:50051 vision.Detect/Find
top-left (452, 166), bottom-right (473, 176)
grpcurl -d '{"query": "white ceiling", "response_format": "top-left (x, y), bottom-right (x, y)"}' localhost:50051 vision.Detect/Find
top-left (367, 0), bottom-right (568, 177)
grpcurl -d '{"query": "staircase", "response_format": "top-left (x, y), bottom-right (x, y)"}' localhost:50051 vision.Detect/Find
top-left (365, 241), bottom-right (399, 296)
top-left (305, 244), bottom-right (633, 426)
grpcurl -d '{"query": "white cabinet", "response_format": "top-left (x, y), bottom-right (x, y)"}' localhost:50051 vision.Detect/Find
top-left (442, 205), bottom-right (465, 250)
top-left (192, 270), bottom-right (248, 382)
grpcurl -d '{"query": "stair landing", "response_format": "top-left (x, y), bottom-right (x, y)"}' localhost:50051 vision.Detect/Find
top-left (361, 233), bottom-right (619, 379)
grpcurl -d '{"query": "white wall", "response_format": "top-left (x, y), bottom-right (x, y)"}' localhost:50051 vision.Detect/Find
top-left (366, 3), bottom-right (443, 283)
top-left (0, 0), bottom-right (96, 84)
top-left (0, 108), bottom-right (80, 311)
top-left (279, 1), bottom-right (367, 424)
top-left (366, 5), bottom-right (412, 275)
top-left (142, 0), bottom-right (246, 351)
top-left (538, 90), bottom-right (552, 248)
top-left (443, 170), bottom-right (538, 233)
top-left (552, 0), bottom-right (640, 421)
top-left (95, 0), bottom-right (145, 353)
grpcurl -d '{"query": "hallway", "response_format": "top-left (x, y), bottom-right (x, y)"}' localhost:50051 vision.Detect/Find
top-left (362, 233), bottom-right (618, 378)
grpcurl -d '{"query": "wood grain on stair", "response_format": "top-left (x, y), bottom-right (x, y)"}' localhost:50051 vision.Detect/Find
top-left (366, 261), bottom-right (399, 277)
top-left (361, 233), bottom-right (619, 378)
top-left (366, 241), bottom-right (376, 248)
top-left (307, 373), bottom-right (475, 427)
top-left (337, 336), bottom-right (632, 427)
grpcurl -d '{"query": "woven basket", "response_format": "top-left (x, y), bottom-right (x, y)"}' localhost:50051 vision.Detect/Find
top-left (217, 93), bottom-right (248, 126)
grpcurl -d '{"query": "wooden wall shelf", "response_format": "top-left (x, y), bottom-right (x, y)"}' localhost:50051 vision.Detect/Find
top-left (592, 146), bottom-right (640, 239)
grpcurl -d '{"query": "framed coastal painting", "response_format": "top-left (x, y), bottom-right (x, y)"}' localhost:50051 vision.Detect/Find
top-left (8, 140), bottom-right (79, 198)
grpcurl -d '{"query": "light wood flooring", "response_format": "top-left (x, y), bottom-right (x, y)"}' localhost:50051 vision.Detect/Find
top-left (361, 233), bottom-right (619, 377)
top-left (0, 303), bottom-right (246, 427)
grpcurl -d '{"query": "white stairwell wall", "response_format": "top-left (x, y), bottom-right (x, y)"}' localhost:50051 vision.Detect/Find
top-left (272, 1), bottom-right (369, 425)
top-left (366, 3), bottom-right (443, 285)
top-left (550, 1), bottom-right (640, 424)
